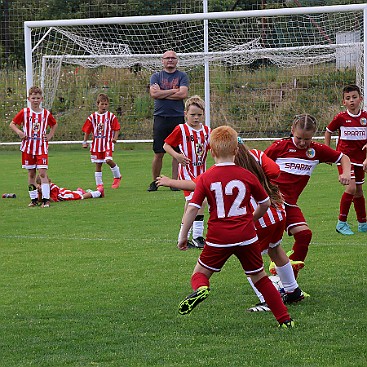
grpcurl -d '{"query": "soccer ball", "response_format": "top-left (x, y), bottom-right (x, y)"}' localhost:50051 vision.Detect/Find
top-left (269, 275), bottom-right (285, 295)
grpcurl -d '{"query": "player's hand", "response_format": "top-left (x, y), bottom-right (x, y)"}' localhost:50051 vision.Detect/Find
top-left (156, 175), bottom-right (171, 187)
top-left (339, 174), bottom-right (351, 186)
top-left (176, 154), bottom-right (191, 166)
top-left (177, 238), bottom-right (188, 251)
top-left (45, 134), bottom-right (54, 141)
top-left (82, 142), bottom-right (89, 149)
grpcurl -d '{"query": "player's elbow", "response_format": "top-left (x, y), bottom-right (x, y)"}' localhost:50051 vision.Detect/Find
top-left (163, 143), bottom-right (170, 152)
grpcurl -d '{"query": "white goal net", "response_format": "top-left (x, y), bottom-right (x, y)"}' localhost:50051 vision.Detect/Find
top-left (24, 4), bottom-right (367, 139)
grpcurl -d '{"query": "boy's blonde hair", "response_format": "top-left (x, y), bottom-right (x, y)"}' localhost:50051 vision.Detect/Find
top-left (96, 93), bottom-right (109, 104)
top-left (28, 86), bottom-right (43, 96)
top-left (185, 95), bottom-right (205, 112)
top-left (292, 114), bottom-right (317, 133)
top-left (210, 126), bottom-right (238, 158)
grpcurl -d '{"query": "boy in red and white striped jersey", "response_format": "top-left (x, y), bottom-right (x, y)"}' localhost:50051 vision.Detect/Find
top-left (82, 93), bottom-right (122, 190)
top-left (9, 86), bottom-right (58, 208)
top-left (164, 95), bottom-right (211, 248)
top-left (325, 85), bottom-right (367, 235)
top-left (36, 176), bottom-right (103, 202)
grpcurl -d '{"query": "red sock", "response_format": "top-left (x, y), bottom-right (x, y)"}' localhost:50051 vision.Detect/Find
top-left (339, 192), bottom-right (354, 221)
top-left (290, 229), bottom-right (312, 263)
top-left (191, 272), bottom-right (209, 291)
top-left (255, 276), bottom-right (290, 323)
top-left (353, 195), bottom-right (366, 223)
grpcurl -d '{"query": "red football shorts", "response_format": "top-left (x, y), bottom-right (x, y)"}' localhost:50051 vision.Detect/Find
top-left (338, 163), bottom-right (365, 185)
top-left (90, 150), bottom-right (113, 163)
top-left (22, 152), bottom-right (48, 169)
top-left (256, 219), bottom-right (286, 253)
top-left (284, 204), bottom-right (307, 234)
top-left (198, 242), bottom-right (264, 275)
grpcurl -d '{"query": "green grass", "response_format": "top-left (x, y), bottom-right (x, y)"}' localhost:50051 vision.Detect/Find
top-left (0, 146), bottom-right (366, 367)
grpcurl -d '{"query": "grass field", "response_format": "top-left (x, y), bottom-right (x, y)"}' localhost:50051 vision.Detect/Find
top-left (0, 145), bottom-right (366, 367)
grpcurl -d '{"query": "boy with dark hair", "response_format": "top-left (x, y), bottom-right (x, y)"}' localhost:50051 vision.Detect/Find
top-left (325, 84), bottom-right (367, 235)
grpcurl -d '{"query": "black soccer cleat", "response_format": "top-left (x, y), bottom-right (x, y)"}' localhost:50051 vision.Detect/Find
top-left (192, 236), bottom-right (205, 249)
top-left (147, 181), bottom-right (158, 192)
top-left (282, 287), bottom-right (305, 304)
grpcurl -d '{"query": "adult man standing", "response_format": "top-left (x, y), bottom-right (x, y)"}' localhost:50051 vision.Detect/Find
top-left (147, 50), bottom-right (189, 192)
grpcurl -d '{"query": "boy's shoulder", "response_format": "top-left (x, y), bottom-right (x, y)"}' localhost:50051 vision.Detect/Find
top-left (332, 109), bottom-right (367, 121)
top-left (332, 110), bottom-right (348, 119)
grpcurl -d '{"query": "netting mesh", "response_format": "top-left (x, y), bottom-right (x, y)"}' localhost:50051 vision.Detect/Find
top-left (23, 6), bottom-right (365, 140)
top-left (29, 10), bottom-right (364, 110)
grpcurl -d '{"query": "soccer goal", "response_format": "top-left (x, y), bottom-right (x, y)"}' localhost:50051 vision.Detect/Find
top-left (24, 3), bottom-right (367, 140)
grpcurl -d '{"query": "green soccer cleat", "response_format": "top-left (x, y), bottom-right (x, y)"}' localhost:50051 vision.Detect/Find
top-left (278, 319), bottom-right (295, 328)
top-left (336, 220), bottom-right (354, 235)
top-left (178, 286), bottom-right (210, 315)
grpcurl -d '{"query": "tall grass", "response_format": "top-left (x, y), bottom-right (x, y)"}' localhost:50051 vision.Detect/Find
top-left (1, 63), bottom-right (356, 142)
top-left (0, 146), bottom-right (366, 366)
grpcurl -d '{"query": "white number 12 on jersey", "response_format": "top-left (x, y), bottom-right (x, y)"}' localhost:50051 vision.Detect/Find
top-left (210, 180), bottom-right (247, 218)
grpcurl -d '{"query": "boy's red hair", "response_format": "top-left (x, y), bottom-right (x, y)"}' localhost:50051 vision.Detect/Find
top-left (210, 126), bottom-right (238, 158)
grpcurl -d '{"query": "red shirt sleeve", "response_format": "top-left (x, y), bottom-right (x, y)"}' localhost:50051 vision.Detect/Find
top-left (82, 117), bottom-right (92, 134)
top-left (164, 125), bottom-right (182, 147)
top-left (111, 114), bottom-right (121, 131)
top-left (12, 109), bottom-right (25, 125)
top-left (260, 151), bottom-right (280, 179)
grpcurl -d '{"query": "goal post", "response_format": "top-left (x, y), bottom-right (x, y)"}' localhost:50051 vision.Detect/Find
top-left (24, 3), bottom-right (367, 139)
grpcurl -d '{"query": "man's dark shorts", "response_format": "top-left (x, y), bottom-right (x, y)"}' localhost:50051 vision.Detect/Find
top-left (153, 115), bottom-right (184, 153)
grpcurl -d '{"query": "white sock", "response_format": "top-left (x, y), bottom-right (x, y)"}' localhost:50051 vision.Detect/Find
top-left (41, 183), bottom-right (50, 199)
top-left (193, 219), bottom-right (204, 239)
top-left (111, 165), bottom-right (121, 178)
top-left (178, 223), bottom-right (192, 241)
top-left (95, 172), bottom-right (103, 186)
top-left (29, 189), bottom-right (38, 200)
top-left (276, 262), bottom-right (298, 293)
top-left (247, 277), bottom-right (265, 303)
top-left (91, 190), bottom-right (101, 198)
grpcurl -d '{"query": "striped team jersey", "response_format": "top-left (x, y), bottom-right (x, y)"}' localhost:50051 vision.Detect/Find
top-left (248, 149), bottom-right (285, 229)
top-left (265, 137), bottom-right (343, 206)
top-left (326, 110), bottom-right (367, 165)
top-left (82, 111), bottom-right (120, 153)
top-left (12, 108), bottom-right (57, 155)
top-left (164, 123), bottom-right (211, 180)
top-left (50, 183), bottom-right (83, 202)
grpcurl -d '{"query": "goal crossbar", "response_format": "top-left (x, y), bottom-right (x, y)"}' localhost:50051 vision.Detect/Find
top-left (24, 3), bottom-right (367, 133)
top-left (24, 4), bottom-right (367, 28)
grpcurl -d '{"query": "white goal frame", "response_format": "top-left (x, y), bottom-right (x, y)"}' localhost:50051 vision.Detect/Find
top-left (24, 3), bottom-right (367, 128)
